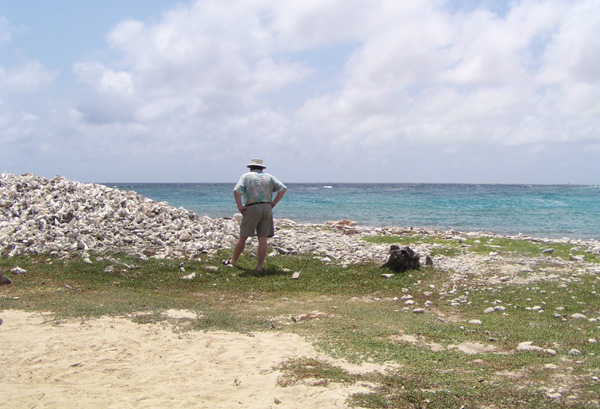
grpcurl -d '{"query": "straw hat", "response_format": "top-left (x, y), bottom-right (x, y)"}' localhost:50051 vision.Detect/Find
top-left (247, 158), bottom-right (266, 168)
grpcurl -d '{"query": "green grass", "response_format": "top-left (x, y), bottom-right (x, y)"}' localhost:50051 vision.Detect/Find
top-left (1, 239), bottom-right (600, 408)
top-left (364, 233), bottom-right (600, 262)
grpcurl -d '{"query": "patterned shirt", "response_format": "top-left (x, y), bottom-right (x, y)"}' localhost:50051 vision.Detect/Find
top-left (234, 171), bottom-right (287, 206)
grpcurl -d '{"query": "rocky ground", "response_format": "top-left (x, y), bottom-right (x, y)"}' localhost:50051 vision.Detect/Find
top-left (2, 172), bottom-right (600, 283)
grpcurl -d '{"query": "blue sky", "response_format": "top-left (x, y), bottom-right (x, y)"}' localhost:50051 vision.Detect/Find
top-left (1, 0), bottom-right (599, 184)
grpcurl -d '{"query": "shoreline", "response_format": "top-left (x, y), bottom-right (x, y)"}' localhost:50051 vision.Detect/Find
top-left (2, 173), bottom-right (599, 263)
top-left (109, 181), bottom-right (600, 242)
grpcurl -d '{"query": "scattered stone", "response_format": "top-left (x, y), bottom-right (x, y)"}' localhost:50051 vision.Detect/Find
top-left (413, 308), bottom-right (425, 314)
top-left (570, 313), bottom-right (587, 319)
top-left (205, 266), bottom-right (219, 273)
top-left (291, 272), bottom-right (301, 279)
top-left (104, 265), bottom-right (115, 274)
top-left (274, 397), bottom-right (282, 405)
top-left (484, 307), bottom-right (495, 314)
top-left (324, 219), bottom-right (357, 227)
top-left (517, 342), bottom-right (544, 352)
top-left (181, 272), bottom-right (196, 280)
top-left (468, 319), bottom-right (482, 325)
top-left (569, 349), bottom-right (582, 357)
top-left (10, 266), bottom-right (27, 275)
top-left (547, 392), bottom-right (562, 400)
top-left (381, 273), bottom-right (394, 279)
top-left (292, 312), bottom-right (326, 322)
top-left (542, 248), bottom-right (555, 254)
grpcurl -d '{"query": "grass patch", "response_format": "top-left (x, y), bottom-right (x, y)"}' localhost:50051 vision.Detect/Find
top-left (2, 240), bottom-right (600, 408)
top-left (363, 233), bottom-right (600, 263)
top-left (277, 358), bottom-right (359, 387)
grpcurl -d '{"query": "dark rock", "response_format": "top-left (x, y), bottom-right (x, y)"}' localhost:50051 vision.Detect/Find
top-left (0, 271), bottom-right (12, 286)
top-left (425, 255), bottom-right (434, 266)
top-left (381, 245), bottom-right (420, 272)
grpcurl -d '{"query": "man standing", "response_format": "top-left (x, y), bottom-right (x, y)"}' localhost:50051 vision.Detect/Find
top-left (226, 158), bottom-right (286, 272)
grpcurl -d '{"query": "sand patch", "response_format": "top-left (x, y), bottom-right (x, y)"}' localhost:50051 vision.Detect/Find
top-left (394, 335), bottom-right (498, 355)
top-left (448, 341), bottom-right (497, 355)
top-left (0, 310), bottom-right (373, 409)
top-left (394, 334), bottom-right (445, 352)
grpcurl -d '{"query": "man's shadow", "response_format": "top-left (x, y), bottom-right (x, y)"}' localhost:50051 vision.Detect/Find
top-left (237, 266), bottom-right (290, 278)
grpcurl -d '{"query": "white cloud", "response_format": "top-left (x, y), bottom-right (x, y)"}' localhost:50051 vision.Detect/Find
top-left (0, 58), bottom-right (57, 94)
top-left (2, 0), bottom-right (600, 183)
top-left (296, 0), bottom-right (600, 150)
top-left (73, 0), bottom-right (311, 126)
top-left (73, 62), bottom-right (134, 96)
top-left (0, 16), bottom-right (11, 43)
top-left (267, 0), bottom-right (376, 50)
top-left (0, 16), bottom-right (56, 95)
top-left (539, 0), bottom-right (600, 83)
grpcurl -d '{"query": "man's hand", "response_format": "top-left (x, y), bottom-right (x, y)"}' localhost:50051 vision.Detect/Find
top-left (270, 189), bottom-right (286, 208)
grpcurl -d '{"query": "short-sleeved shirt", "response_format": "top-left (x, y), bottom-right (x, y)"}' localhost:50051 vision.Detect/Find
top-left (234, 171), bottom-right (286, 206)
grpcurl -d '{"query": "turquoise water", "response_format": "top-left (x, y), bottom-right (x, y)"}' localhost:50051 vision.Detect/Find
top-left (109, 183), bottom-right (600, 240)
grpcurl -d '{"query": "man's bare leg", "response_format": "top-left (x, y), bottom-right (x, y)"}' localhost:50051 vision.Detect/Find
top-left (231, 235), bottom-right (248, 266)
top-left (256, 236), bottom-right (268, 271)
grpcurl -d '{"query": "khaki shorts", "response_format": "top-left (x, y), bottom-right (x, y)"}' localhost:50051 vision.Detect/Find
top-left (240, 203), bottom-right (274, 237)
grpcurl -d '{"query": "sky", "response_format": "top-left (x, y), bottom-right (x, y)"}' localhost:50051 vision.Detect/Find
top-left (1, 0), bottom-right (599, 184)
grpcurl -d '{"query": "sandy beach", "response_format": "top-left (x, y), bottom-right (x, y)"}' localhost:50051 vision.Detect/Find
top-left (0, 310), bottom-right (376, 409)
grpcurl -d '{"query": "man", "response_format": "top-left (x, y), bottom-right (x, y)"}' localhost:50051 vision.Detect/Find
top-left (226, 158), bottom-right (286, 272)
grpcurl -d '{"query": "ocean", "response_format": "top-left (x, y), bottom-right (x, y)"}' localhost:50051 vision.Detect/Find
top-left (109, 183), bottom-right (600, 241)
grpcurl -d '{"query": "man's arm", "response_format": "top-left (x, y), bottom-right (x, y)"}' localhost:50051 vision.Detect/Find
top-left (234, 191), bottom-right (246, 213)
top-left (270, 189), bottom-right (286, 207)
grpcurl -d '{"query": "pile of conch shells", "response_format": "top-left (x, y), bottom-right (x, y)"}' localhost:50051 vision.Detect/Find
top-left (0, 173), bottom-right (240, 259)
top-left (0, 173), bottom-right (403, 265)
